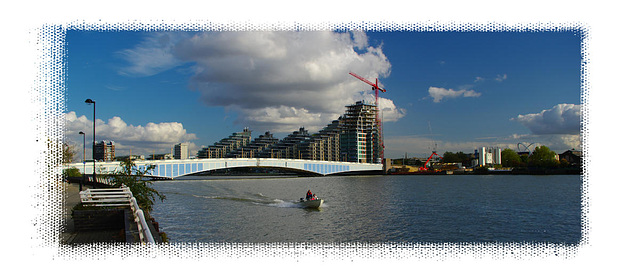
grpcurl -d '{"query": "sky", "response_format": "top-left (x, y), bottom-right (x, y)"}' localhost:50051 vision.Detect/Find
top-left (64, 30), bottom-right (582, 161)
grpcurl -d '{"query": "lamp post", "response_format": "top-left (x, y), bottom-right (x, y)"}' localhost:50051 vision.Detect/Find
top-left (79, 131), bottom-right (85, 190)
top-left (85, 99), bottom-right (96, 185)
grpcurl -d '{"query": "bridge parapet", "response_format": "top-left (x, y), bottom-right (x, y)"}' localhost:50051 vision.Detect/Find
top-left (67, 158), bottom-right (382, 179)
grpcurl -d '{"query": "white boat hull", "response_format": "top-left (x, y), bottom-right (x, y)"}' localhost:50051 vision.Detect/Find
top-left (300, 199), bottom-right (323, 208)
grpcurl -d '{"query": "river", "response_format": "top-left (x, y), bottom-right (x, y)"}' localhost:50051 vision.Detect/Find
top-left (150, 174), bottom-right (582, 244)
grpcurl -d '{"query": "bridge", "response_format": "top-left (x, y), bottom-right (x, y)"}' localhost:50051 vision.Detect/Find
top-left (67, 158), bottom-right (383, 179)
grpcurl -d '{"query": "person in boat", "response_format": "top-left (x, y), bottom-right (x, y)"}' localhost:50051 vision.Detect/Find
top-left (306, 190), bottom-right (313, 200)
top-left (312, 194), bottom-right (317, 200)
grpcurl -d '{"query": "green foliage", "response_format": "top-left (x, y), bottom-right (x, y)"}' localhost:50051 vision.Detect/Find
top-left (501, 148), bottom-right (523, 167)
top-left (527, 145), bottom-right (560, 168)
top-left (63, 166), bottom-right (82, 178)
top-left (102, 159), bottom-right (166, 212)
top-left (440, 151), bottom-right (469, 163)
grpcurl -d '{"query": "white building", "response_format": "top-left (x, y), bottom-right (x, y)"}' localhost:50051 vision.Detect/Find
top-left (174, 143), bottom-right (189, 160)
top-left (478, 147), bottom-right (501, 167)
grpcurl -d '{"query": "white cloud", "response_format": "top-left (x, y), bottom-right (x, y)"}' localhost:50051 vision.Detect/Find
top-left (117, 32), bottom-right (188, 77)
top-left (376, 96), bottom-right (407, 122)
top-left (119, 31), bottom-right (404, 133)
top-left (495, 74), bottom-right (507, 82)
top-left (427, 86), bottom-right (481, 103)
top-left (512, 103), bottom-right (581, 135)
top-left (65, 111), bottom-right (197, 159)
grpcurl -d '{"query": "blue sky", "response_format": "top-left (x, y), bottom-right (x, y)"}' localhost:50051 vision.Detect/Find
top-left (64, 30), bottom-right (582, 160)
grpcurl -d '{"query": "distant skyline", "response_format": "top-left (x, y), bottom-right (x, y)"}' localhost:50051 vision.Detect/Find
top-left (64, 30), bottom-right (582, 161)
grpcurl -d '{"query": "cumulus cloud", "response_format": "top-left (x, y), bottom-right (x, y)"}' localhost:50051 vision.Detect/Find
top-left (512, 103), bottom-right (581, 135)
top-left (119, 31), bottom-right (404, 133)
top-left (427, 86), bottom-right (481, 103)
top-left (372, 96), bottom-right (407, 122)
top-left (65, 111), bottom-right (197, 158)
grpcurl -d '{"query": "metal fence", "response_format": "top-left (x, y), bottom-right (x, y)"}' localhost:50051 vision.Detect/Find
top-left (79, 186), bottom-right (155, 244)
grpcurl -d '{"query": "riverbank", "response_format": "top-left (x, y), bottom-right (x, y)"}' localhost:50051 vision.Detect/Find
top-left (388, 167), bottom-right (581, 175)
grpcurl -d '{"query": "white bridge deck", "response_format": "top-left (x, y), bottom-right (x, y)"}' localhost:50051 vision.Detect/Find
top-left (68, 158), bottom-right (383, 179)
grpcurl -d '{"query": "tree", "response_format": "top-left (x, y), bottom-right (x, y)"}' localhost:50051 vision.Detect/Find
top-left (501, 148), bottom-right (523, 167)
top-left (528, 145), bottom-right (559, 168)
top-left (103, 158), bottom-right (166, 212)
top-left (441, 151), bottom-right (469, 163)
top-left (63, 143), bottom-right (75, 163)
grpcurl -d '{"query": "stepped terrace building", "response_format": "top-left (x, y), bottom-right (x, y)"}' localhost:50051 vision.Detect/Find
top-left (197, 101), bottom-right (383, 164)
top-left (257, 127), bottom-right (311, 159)
top-left (227, 131), bottom-right (279, 158)
top-left (304, 119), bottom-right (342, 161)
top-left (197, 128), bottom-right (252, 158)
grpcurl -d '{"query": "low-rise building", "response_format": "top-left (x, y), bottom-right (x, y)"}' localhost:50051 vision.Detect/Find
top-left (559, 149), bottom-right (582, 167)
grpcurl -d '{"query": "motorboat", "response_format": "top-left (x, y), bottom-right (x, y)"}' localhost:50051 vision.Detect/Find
top-left (299, 198), bottom-right (323, 208)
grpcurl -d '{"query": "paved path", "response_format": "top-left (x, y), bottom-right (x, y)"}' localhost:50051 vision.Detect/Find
top-left (60, 182), bottom-right (83, 244)
top-left (60, 182), bottom-right (124, 244)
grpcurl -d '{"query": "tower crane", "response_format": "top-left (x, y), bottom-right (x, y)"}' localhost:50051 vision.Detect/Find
top-left (349, 72), bottom-right (387, 161)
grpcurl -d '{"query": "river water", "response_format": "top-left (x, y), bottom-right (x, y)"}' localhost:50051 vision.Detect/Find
top-left (150, 174), bottom-right (582, 244)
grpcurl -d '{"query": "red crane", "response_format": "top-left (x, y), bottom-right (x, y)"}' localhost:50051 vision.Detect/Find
top-left (349, 72), bottom-right (387, 162)
top-left (419, 151), bottom-right (442, 171)
top-left (349, 72), bottom-right (386, 106)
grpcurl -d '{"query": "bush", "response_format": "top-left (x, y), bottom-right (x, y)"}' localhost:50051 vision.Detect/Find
top-left (101, 159), bottom-right (165, 212)
top-left (63, 167), bottom-right (82, 178)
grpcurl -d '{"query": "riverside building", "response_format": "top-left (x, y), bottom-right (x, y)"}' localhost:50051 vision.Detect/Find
top-left (228, 131), bottom-right (279, 158)
top-left (197, 128), bottom-right (252, 158)
top-left (259, 127), bottom-right (311, 159)
top-left (94, 140), bottom-right (115, 162)
top-left (340, 101), bottom-right (382, 163)
top-left (174, 143), bottom-right (189, 160)
top-left (197, 101), bottom-right (383, 164)
top-left (477, 147), bottom-right (502, 167)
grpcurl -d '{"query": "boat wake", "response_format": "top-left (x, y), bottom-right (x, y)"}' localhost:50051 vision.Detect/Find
top-left (193, 193), bottom-right (304, 208)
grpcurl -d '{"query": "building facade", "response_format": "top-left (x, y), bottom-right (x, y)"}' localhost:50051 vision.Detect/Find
top-left (197, 128), bottom-right (252, 158)
top-left (340, 101), bottom-right (382, 163)
top-left (305, 119), bottom-right (342, 161)
top-left (94, 140), bottom-right (115, 162)
top-left (174, 143), bottom-right (189, 160)
top-left (259, 127), bottom-right (311, 159)
top-left (229, 131), bottom-right (279, 158)
top-left (478, 147), bottom-right (501, 167)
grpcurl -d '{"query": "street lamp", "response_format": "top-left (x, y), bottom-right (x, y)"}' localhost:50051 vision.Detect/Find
top-left (79, 131), bottom-right (85, 190)
top-left (85, 99), bottom-right (96, 184)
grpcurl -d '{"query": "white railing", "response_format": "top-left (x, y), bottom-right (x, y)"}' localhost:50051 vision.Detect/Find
top-left (79, 186), bottom-right (155, 244)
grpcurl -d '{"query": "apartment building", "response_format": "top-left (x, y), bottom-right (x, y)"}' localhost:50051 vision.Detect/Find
top-left (197, 128), bottom-right (252, 158)
top-left (94, 140), bottom-right (116, 162)
top-left (340, 101), bottom-right (382, 163)
top-left (174, 143), bottom-right (189, 160)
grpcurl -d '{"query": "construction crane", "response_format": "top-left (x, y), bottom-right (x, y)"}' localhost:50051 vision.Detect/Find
top-left (420, 121), bottom-right (441, 171)
top-left (349, 72), bottom-right (387, 161)
top-left (419, 151), bottom-right (443, 171)
top-left (349, 72), bottom-right (386, 106)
